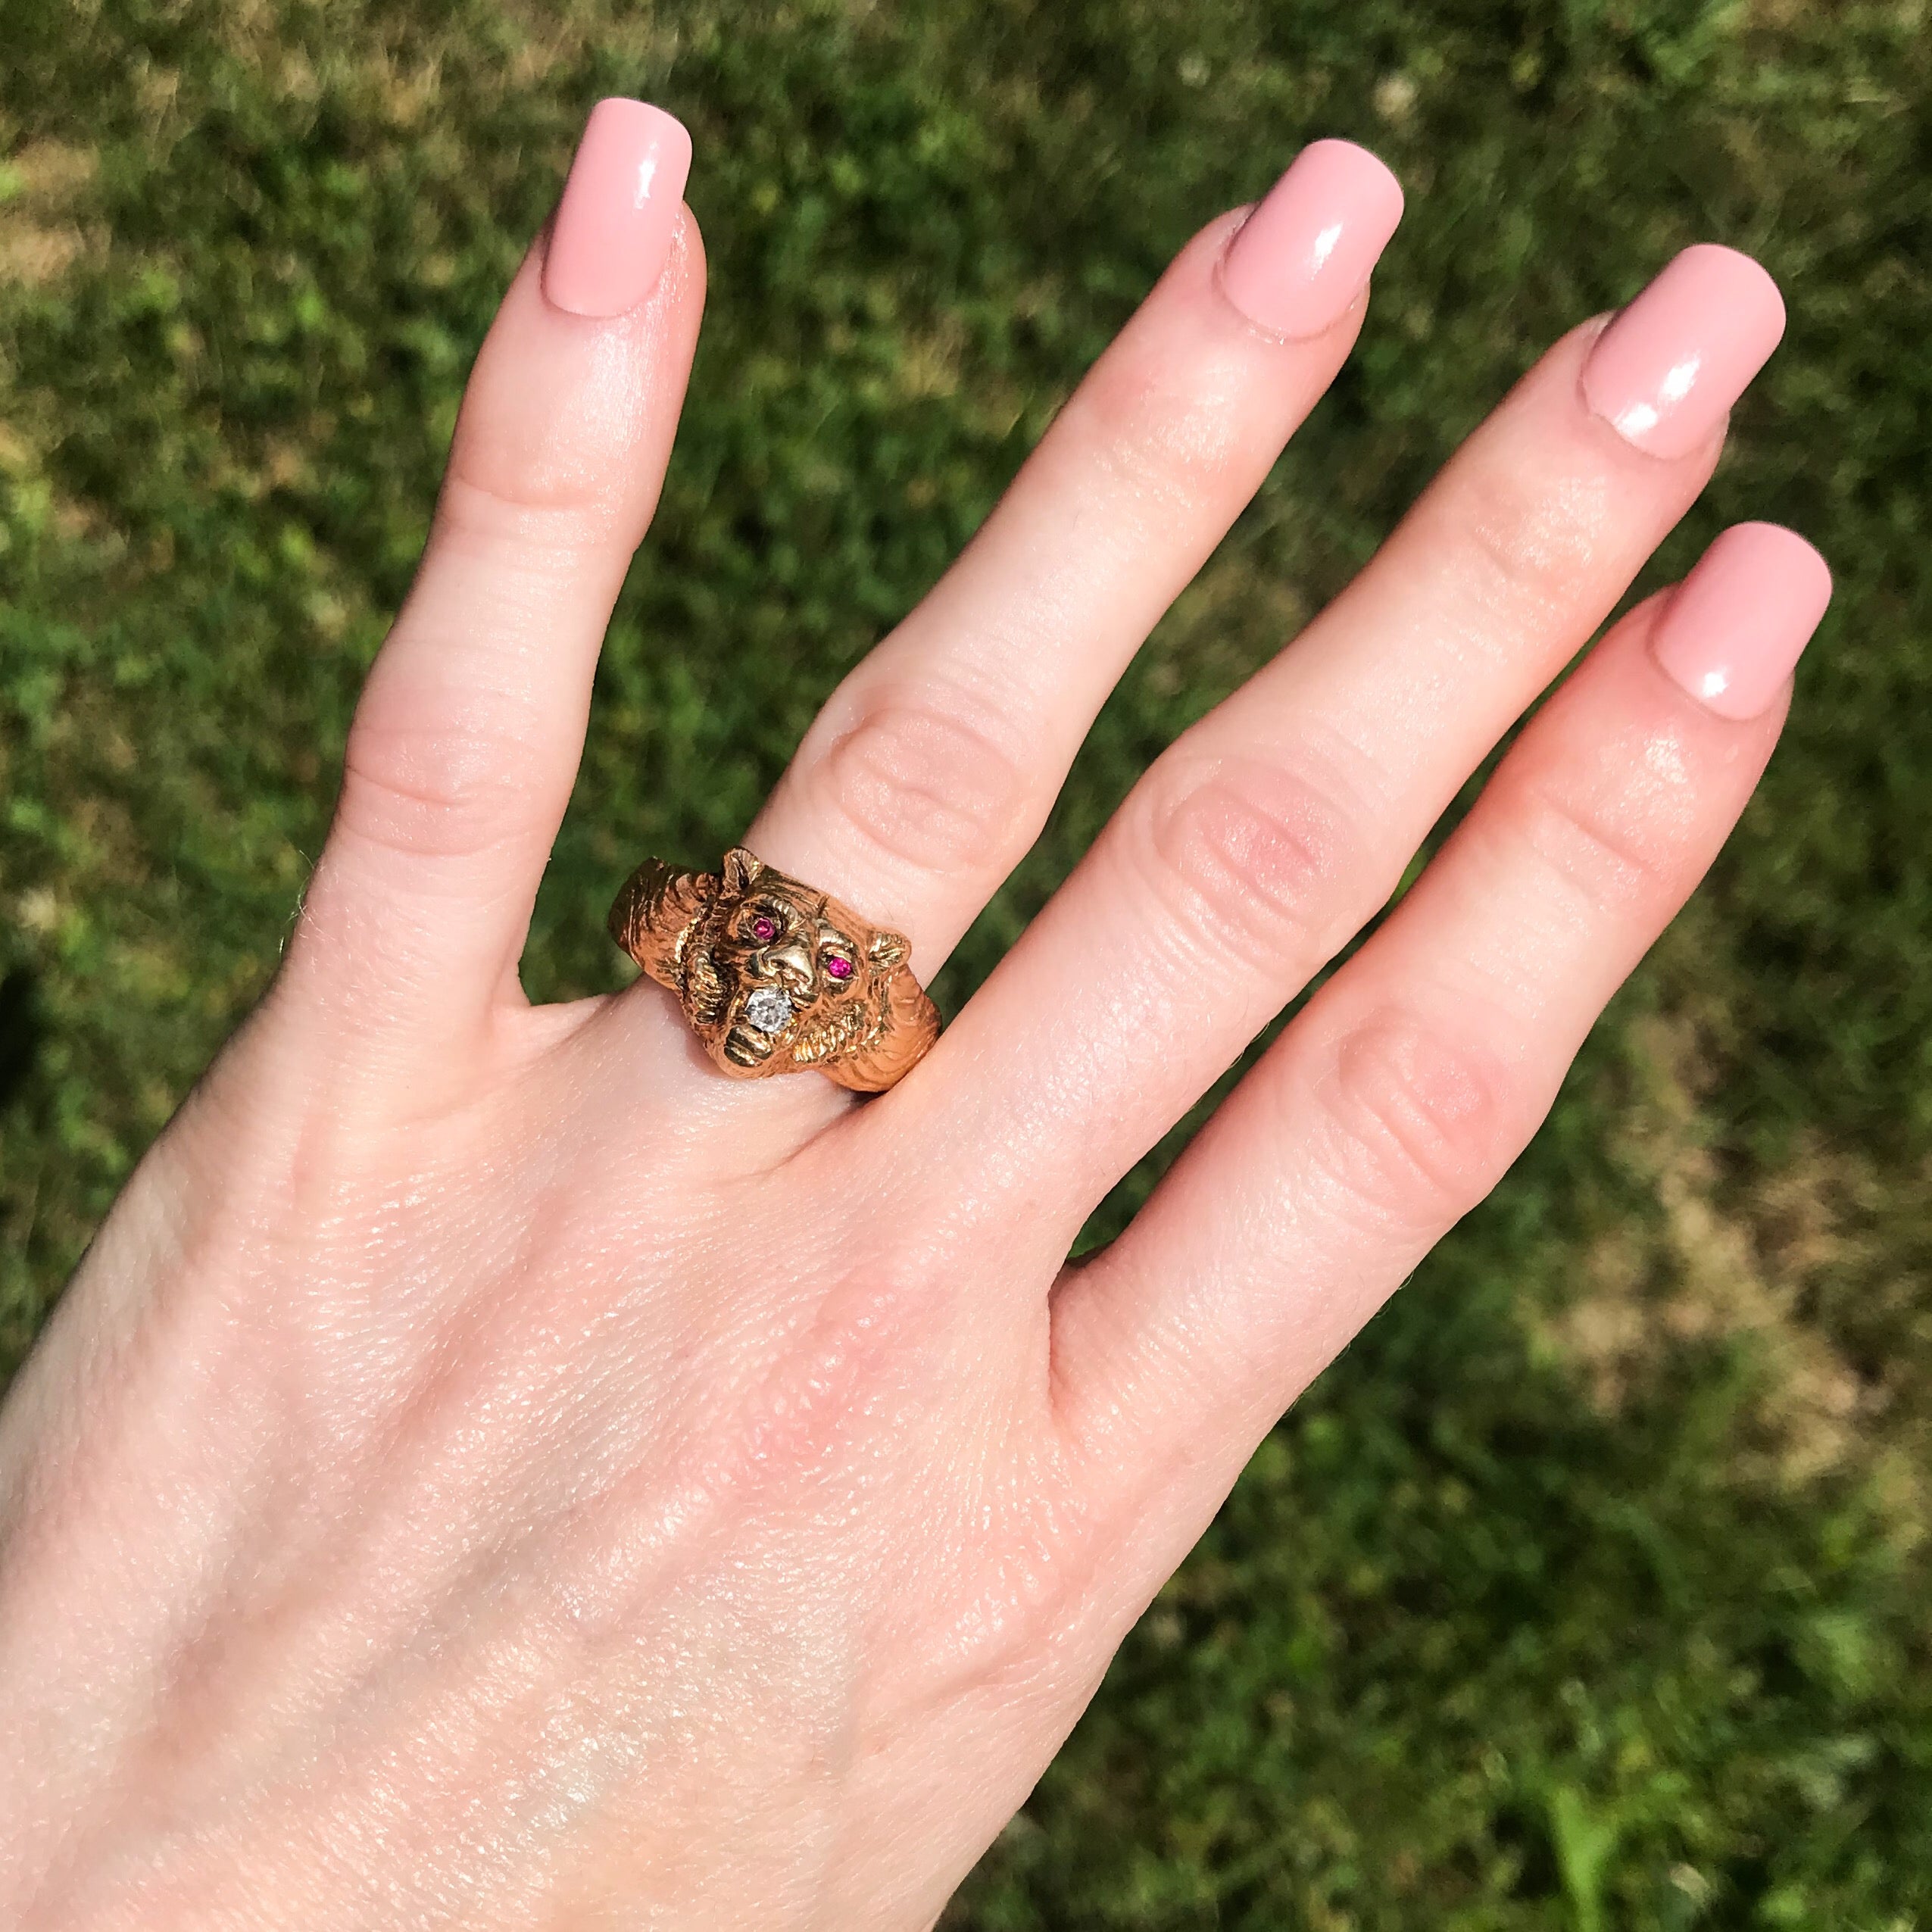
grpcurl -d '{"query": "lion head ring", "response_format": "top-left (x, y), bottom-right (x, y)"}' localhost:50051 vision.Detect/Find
top-left (608, 847), bottom-right (941, 1092)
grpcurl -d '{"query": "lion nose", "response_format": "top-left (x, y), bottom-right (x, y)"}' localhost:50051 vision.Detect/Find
top-left (769, 940), bottom-right (814, 994)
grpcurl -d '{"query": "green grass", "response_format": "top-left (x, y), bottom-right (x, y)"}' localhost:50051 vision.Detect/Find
top-left (4, 0), bottom-right (1930, 1921)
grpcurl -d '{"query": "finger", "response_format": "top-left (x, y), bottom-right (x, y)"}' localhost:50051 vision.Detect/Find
top-left (290, 101), bottom-right (702, 1055)
top-left (735, 142), bottom-right (1405, 978)
top-left (907, 245), bottom-right (1786, 1238)
top-left (1048, 526), bottom-right (1831, 1572)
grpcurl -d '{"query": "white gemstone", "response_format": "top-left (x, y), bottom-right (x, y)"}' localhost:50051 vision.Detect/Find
top-left (742, 988), bottom-right (794, 1035)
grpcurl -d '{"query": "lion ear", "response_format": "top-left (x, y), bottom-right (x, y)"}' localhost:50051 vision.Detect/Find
top-left (721, 847), bottom-right (765, 894)
top-left (867, 928), bottom-right (910, 972)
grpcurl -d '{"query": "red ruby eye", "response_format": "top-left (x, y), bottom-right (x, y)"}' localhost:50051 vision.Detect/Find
top-left (826, 956), bottom-right (854, 982)
top-left (751, 916), bottom-right (777, 942)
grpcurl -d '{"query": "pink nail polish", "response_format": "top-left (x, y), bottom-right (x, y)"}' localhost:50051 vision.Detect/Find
top-left (1650, 523), bottom-right (1831, 719)
top-left (1580, 245), bottom-right (1786, 459)
top-left (1219, 140), bottom-right (1404, 340)
top-left (543, 99), bottom-right (692, 319)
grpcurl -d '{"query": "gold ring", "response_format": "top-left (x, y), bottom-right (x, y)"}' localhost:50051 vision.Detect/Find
top-left (609, 847), bottom-right (941, 1092)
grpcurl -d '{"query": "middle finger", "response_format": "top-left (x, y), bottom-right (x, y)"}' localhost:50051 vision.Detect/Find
top-left (738, 141), bottom-right (1406, 974)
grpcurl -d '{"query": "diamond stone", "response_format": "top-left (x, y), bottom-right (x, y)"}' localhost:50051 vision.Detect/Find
top-left (742, 988), bottom-right (794, 1035)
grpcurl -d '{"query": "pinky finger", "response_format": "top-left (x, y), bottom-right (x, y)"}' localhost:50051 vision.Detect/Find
top-left (1053, 523), bottom-right (1833, 1557)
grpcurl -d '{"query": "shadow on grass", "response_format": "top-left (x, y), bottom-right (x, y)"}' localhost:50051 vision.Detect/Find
top-left (0, 967), bottom-right (44, 1112)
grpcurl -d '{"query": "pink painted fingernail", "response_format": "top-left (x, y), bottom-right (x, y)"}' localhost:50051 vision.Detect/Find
top-left (1650, 523), bottom-right (1831, 719)
top-left (1219, 140), bottom-right (1404, 339)
top-left (543, 99), bottom-right (692, 318)
top-left (1581, 245), bottom-right (1786, 458)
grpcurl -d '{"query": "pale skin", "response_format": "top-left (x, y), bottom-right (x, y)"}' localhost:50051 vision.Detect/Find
top-left (0, 153), bottom-right (1824, 1926)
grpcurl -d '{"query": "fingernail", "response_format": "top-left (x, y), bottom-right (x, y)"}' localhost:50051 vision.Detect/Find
top-left (1650, 523), bottom-right (1832, 719)
top-left (1219, 139), bottom-right (1404, 339)
top-left (542, 98), bottom-right (692, 319)
top-left (1580, 245), bottom-right (1786, 458)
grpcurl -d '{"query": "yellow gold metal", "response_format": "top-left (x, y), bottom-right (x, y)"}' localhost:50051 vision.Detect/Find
top-left (609, 847), bottom-right (941, 1092)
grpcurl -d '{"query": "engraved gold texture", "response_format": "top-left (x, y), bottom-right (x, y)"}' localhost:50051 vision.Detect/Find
top-left (609, 847), bottom-right (941, 1091)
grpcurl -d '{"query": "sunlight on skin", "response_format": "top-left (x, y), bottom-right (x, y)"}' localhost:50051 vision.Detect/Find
top-left (0, 93), bottom-right (1832, 1932)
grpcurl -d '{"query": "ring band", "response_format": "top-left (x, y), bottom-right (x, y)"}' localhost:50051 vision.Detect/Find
top-left (609, 847), bottom-right (941, 1092)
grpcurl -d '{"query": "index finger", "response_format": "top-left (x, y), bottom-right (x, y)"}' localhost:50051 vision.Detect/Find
top-left (292, 101), bottom-right (704, 1072)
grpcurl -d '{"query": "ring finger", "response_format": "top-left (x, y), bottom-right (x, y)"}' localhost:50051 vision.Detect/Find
top-left (893, 243), bottom-right (1787, 1250)
top-left (1057, 526), bottom-right (1831, 1590)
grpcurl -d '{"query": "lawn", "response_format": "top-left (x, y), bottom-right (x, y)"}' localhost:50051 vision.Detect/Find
top-left (3, 0), bottom-right (1930, 1922)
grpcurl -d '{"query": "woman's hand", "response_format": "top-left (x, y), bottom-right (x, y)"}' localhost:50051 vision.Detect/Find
top-left (0, 104), bottom-right (1827, 1930)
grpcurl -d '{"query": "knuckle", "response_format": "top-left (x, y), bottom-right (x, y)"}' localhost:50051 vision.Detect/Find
top-left (440, 343), bottom-right (657, 533)
top-left (1069, 345), bottom-right (1252, 510)
top-left (339, 682), bottom-right (542, 861)
top-left (1447, 454), bottom-right (1615, 623)
top-left (432, 470), bottom-right (623, 566)
top-left (1307, 1007), bottom-right (1517, 1231)
top-left (1509, 763), bottom-right (1670, 918)
top-left (1138, 751), bottom-right (1381, 978)
top-left (811, 683), bottom-right (1031, 875)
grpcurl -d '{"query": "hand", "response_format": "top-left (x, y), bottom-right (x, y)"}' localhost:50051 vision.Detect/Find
top-left (0, 106), bottom-right (1828, 1930)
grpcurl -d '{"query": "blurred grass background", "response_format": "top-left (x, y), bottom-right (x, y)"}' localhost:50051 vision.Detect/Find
top-left (2, 0), bottom-right (1929, 1921)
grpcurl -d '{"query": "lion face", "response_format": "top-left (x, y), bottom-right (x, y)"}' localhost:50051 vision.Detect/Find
top-left (608, 846), bottom-right (936, 1090)
top-left (671, 850), bottom-right (908, 1078)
